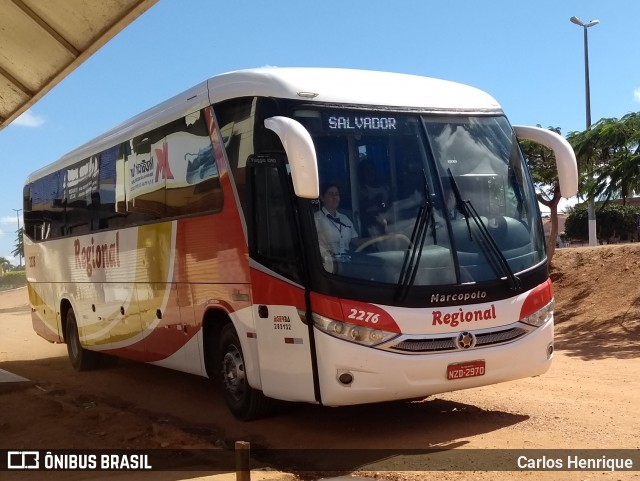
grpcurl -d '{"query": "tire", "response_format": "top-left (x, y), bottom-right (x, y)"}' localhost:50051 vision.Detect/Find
top-left (65, 308), bottom-right (100, 371)
top-left (218, 323), bottom-right (275, 421)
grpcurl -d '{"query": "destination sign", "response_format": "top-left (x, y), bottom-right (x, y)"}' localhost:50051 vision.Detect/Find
top-left (327, 115), bottom-right (397, 130)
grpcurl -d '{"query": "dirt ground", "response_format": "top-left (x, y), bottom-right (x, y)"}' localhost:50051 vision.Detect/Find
top-left (1, 244), bottom-right (639, 481)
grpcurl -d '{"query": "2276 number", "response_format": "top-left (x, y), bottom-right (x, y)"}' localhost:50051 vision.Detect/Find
top-left (347, 309), bottom-right (379, 324)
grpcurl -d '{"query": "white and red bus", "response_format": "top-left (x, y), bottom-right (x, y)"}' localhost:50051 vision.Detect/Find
top-left (24, 68), bottom-right (577, 420)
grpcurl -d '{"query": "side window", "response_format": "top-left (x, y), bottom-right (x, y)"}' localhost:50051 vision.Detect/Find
top-left (247, 156), bottom-right (303, 284)
top-left (127, 127), bottom-right (165, 221)
top-left (214, 97), bottom-right (256, 220)
top-left (24, 173), bottom-right (60, 241)
top-left (164, 109), bottom-right (222, 216)
top-left (126, 109), bottom-right (223, 221)
top-left (25, 108), bottom-right (224, 241)
top-left (23, 186), bottom-right (33, 239)
top-left (115, 141), bottom-right (130, 216)
top-left (62, 156), bottom-right (99, 235)
top-left (93, 145), bottom-right (126, 231)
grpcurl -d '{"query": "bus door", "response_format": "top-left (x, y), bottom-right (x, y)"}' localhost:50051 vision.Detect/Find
top-left (245, 153), bottom-right (316, 403)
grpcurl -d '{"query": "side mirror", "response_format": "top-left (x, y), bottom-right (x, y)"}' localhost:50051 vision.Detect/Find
top-left (513, 125), bottom-right (578, 198)
top-left (264, 116), bottom-right (319, 199)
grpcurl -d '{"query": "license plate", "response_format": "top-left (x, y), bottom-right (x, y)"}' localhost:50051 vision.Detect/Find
top-left (447, 360), bottom-right (486, 380)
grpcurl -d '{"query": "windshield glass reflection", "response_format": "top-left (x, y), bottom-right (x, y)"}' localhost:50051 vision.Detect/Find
top-left (294, 110), bottom-right (544, 286)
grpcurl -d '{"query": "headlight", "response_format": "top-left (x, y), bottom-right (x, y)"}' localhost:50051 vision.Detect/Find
top-left (312, 313), bottom-right (399, 346)
top-left (520, 300), bottom-right (554, 327)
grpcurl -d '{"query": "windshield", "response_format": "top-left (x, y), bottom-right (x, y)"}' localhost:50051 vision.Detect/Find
top-left (295, 109), bottom-right (545, 286)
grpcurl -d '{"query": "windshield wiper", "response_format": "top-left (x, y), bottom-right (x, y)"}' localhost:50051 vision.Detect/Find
top-left (395, 170), bottom-right (434, 302)
top-left (447, 169), bottom-right (522, 291)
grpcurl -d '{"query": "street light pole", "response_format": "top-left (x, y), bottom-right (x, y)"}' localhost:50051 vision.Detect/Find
top-left (12, 208), bottom-right (22, 267)
top-left (570, 15), bottom-right (599, 246)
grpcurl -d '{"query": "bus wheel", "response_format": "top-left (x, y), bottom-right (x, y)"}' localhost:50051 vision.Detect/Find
top-left (218, 323), bottom-right (274, 421)
top-left (65, 308), bottom-right (100, 371)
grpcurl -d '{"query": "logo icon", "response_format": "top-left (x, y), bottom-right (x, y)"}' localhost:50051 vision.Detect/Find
top-left (456, 331), bottom-right (475, 349)
top-left (7, 451), bottom-right (39, 469)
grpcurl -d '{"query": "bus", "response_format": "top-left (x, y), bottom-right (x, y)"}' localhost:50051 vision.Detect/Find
top-left (24, 68), bottom-right (577, 420)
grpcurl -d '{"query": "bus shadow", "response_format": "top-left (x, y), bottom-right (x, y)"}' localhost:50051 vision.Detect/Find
top-left (248, 398), bottom-right (529, 473)
top-left (2, 356), bottom-right (529, 474)
top-left (261, 396), bottom-right (528, 448)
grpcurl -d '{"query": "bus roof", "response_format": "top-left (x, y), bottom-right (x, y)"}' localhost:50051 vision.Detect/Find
top-left (26, 68), bottom-right (503, 183)
top-left (208, 68), bottom-right (501, 111)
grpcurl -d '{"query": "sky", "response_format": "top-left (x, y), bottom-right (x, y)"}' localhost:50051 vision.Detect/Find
top-left (1, 0), bottom-right (639, 265)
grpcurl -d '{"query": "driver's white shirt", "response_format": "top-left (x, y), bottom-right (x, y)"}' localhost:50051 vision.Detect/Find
top-left (314, 206), bottom-right (358, 256)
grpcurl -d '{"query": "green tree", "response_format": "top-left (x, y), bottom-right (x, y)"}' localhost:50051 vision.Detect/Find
top-left (0, 256), bottom-right (10, 275)
top-left (520, 126), bottom-right (564, 261)
top-left (564, 205), bottom-right (588, 242)
top-left (565, 203), bottom-right (640, 243)
top-left (12, 226), bottom-right (23, 266)
top-left (568, 113), bottom-right (640, 206)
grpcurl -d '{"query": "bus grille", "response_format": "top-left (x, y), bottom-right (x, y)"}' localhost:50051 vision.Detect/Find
top-left (475, 327), bottom-right (528, 346)
top-left (392, 337), bottom-right (457, 352)
top-left (387, 326), bottom-right (530, 354)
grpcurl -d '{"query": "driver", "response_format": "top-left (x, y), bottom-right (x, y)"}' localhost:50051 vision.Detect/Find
top-left (315, 183), bottom-right (365, 260)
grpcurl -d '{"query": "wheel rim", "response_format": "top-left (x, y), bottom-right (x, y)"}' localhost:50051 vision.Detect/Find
top-left (221, 343), bottom-right (246, 402)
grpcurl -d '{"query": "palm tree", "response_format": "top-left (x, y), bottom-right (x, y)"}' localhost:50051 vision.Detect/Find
top-left (569, 113), bottom-right (640, 206)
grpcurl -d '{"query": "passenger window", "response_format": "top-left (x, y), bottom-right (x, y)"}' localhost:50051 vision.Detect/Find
top-left (164, 109), bottom-right (222, 216)
top-left (24, 107), bottom-right (224, 240)
top-left (127, 131), bottom-right (165, 221)
top-left (125, 108), bottom-right (223, 222)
